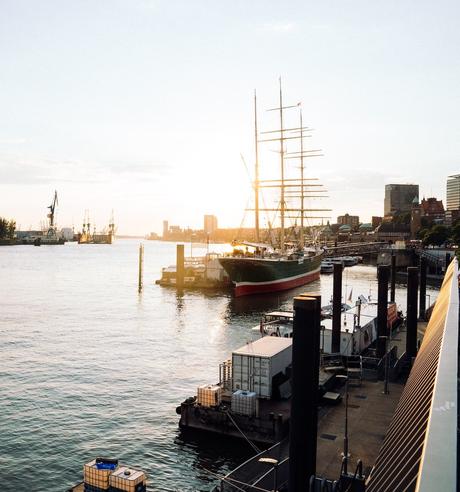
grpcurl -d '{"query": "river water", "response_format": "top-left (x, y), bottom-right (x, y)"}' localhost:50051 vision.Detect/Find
top-left (0, 240), bottom-right (439, 492)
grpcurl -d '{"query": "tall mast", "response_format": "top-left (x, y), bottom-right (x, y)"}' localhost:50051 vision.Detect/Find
top-left (299, 108), bottom-right (305, 248)
top-left (254, 90), bottom-right (260, 243)
top-left (279, 78), bottom-right (285, 253)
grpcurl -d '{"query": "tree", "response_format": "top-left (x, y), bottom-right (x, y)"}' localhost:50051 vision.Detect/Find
top-left (7, 220), bottom-right (16, 239)
top-left (451, 223), bottom-right (460, 246)
top-left (0, 218), bottom-right (8, 239)
top-left (423, 225), bottom-right (449, 246)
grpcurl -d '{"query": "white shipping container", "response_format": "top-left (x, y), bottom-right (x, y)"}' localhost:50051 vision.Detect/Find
top-left (197, 384), bottom-right (222, 407)
top-left (109, 466), bottom-right (146, 492)
top-left (232, 337), bottom-right (292, 399)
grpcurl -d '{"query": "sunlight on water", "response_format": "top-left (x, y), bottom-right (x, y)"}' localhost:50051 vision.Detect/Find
top-left (0, 240), bottom-right (439, 492)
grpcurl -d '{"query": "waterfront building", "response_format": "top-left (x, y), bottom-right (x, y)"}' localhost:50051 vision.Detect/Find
top-left (384, 184), bottom-right (419, 216)
top-left (372, 216), bottom-right (383, 229)
top-left (411, 198), bottom-right (422, 239)
top-left (337, 213), bottom-right (359, 230)
top-left (375, 222), bottom-right (410, 242)
top-left (162, 220), bottom-right (169, 239)
top-left (446, 174), bottom-right (460, 210)
top-left (420, 197), bottom-right (445, 224)
top-left (204, 215), bottom-right (218, 236)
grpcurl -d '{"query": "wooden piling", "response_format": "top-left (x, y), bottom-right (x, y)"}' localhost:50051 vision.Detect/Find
top-left (138, 243), bottom-right (144, 293)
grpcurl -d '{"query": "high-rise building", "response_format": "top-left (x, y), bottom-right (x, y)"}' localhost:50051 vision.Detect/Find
top-left (446, 175), bottom-right (460, 211)
top-left (204, 215), bottom-right (218, 235)
top-left (337, 214), bottom-right (360, 229)
top-left (384, 184), bottom-right (419, 216)
top-left (162, 220), bottom-right (169, 239)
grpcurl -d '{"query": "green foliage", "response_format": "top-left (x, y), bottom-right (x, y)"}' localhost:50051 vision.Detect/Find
top-left (392, 212), bottom-right (411, 225)
top-left (0, 217), bottom-right (16, 240)
top-left (422, 224), bottom-right (449, 246)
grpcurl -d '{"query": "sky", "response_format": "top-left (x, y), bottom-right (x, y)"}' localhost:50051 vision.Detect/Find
top-left (1, 0), bottom-right (459, 234)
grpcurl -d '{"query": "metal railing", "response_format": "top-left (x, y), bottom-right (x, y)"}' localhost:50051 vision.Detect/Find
top-left (366, 258), bottom-right (459, 491)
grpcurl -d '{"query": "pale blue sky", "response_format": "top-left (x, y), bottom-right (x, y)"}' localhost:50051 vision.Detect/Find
top-left (1, 0), bottom-right (459, 234)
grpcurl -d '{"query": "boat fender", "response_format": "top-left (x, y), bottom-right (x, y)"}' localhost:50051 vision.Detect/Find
top-left (175, 406), bottom-right (182, 415)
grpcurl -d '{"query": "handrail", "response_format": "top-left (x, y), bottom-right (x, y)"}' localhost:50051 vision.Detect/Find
top-left (415, 258), bottom-right (459, 491)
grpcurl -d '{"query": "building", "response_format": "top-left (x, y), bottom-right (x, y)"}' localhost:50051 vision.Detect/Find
top-left (375, 223), bottom-right (411, 242)
top-left (372, 216), bottom-right (383, 229)
top-left (420, 197), bottom-right (445, 224)
top-left (162, 220), bottom-right (169, 239)
top-left (204, 215), bottom-right (218, 236)
top-left (337, 214), bottom-right (359, 230)
top-left (384, 184), bottom-right (419, 216)
top-left (446, 174), bottom-right (460, 211)
top-left (410, 198), bottom-right (421, 240)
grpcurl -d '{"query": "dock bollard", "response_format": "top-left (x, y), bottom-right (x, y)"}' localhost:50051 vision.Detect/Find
top-left (289, 296), bottom-right (321, 492)
top-left (406, 267), bottom-right (419, 359)
top-left (138, 243), bottom-right (144, 293)
top-left (419, 257), bottom-right (427, 320)
top-left (332, 263), bottom-right (342, 354)
top-left (176, 244), bottom-right (185, 289)
top-left (377, 265), bottom-right (390, 359)
top-left (390, 253), bottom-right (396, 303)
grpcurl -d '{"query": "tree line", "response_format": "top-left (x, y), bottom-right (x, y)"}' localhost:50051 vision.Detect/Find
top-left (419, 222), bottom-right (460, 247)
top-left (0, 217), bottom-right (16, 240)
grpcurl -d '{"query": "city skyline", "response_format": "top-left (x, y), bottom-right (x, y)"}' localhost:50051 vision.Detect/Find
top-left (1, 1), bottom-right (459, 234)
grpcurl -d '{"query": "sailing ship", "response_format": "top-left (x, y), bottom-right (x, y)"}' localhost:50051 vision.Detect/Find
top-left (77, 210), bottom-right (115, 244)
top-left (219, 82), bottom-right (330, 296)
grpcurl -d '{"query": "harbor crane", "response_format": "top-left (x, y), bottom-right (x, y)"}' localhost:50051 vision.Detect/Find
top-left (47, 190), bottom-right (58, 234)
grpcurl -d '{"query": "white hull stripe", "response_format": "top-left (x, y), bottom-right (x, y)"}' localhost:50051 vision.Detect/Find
top-left (234, 266), bottom-right (321, 288)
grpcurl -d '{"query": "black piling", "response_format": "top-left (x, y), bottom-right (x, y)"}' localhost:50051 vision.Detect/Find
top-left (406, 267), bottom-right (419, 359)
top-left (289, 296), bottom-right (321, 492)
top-left (419, 257), bottom-right (427, 320)
top-left (176, 244), bottom-right (185, 289)
top-left (332, 263), bottom-right (342, 354)
top-left (390, 253), bottom-right (396, 303)
top-left (377, 265), bottom-right (390, 359)
top-left (446, 252), bottom-right (451, 270)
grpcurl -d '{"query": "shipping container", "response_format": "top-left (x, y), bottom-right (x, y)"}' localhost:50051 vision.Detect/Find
top-left (109, 467), bottom-right (147, 492)
top-left (197, 384), bottom-right (222, 407)
top-left (231, 390), bottom-right (257, 416)
top-left (232, 337), bottom-right (292, 399)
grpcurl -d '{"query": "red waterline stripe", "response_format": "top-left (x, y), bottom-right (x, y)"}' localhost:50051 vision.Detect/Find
top-left (234, 270), bottom-right (320, 297)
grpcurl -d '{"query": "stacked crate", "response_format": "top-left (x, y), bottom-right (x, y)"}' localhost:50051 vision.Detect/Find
top-left (196, 384), bottom-right (222, 407)
top-left (84, 459), bottom-right (118, 492)
top-left (231, 390), bottom-right (257, 416)
top-left (109, 467), bottom-right (147, 492)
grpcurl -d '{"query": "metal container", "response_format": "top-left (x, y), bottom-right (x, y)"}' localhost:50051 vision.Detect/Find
top-left (232, 337), bottom-right (292, 399)
top-left (109, 466), bottom-right (146, 492)
top-left (231, 390), bottom-right (257, 416)
top-left (197, 384), bottom-right (222, 407)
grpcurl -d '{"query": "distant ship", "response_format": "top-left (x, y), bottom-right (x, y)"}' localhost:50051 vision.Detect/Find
top-left (219, 83), bottom-right (328, 296)
top-left (77, 210), bottom-right (115, 244)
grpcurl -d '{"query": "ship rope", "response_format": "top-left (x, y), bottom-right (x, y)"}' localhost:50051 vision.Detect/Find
top-left (225, 409), bottom-right (261, 454)
top-left (202, 466), bottom-right (271, 492)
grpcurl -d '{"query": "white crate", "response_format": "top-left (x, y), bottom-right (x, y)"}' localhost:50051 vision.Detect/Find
top-left (231, 390), bottom-right (257, 416)
top-left (109, 466), bottom-right (146, 492)
top-left (197, 384), bottom-right (222, 407)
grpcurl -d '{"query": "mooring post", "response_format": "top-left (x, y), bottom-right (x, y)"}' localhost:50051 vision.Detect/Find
top-left (377, 265), bottom-right (390, 359)
top-left (332, 262), bottom-right (342, 354)
top-left (176, 244), bottom-right (185, 289)
top-left (289, 296), bottom-right (321, 492)
top-left (446, 252), bottom-right (451, 271)
top-left (419, 257), bottom-right (427, 320)
top-left (406, 267), bottom-right (419, 360)
top-left (390, 253), bottom-right (396, 303)
top-left (138, 243), bottom-right (144, 293)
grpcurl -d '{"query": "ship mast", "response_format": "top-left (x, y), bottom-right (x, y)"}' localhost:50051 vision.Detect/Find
top-left (254, 90), bottom-right (260, 243)
top-left (278, 78), bottom-right (286, 253)
top-left (299, 108), bottom-right (305, 248)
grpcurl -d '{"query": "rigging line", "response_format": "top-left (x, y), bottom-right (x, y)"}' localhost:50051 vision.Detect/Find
top-left (201, 466), bottom-right (272, 492)
top-left (225, 409), bottom-right (261, 453)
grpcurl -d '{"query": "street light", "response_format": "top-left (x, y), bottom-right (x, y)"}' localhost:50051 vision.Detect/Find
top-left (336, 374), bottom-right (350, 475)
top-left (258, 457), bottom-right (279, 492)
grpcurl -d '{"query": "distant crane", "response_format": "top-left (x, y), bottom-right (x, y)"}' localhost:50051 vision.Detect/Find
top-left (47, 190), bottom-right (58, 234)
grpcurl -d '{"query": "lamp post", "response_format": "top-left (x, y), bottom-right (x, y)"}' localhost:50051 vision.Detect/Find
top-left (336, 374), bottom-right (349, 475)
top-left (258, 457), bottom-right (279, 492)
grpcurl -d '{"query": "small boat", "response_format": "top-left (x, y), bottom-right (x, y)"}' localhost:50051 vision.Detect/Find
top-left (321, 260), bottom-right (334, 273)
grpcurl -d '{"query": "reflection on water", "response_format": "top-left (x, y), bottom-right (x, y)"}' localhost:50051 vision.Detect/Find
top-left (0, 240), bottom-right (438, 492)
